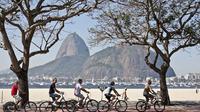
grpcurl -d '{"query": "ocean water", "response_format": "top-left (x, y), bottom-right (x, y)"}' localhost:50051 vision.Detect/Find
top-left (0, 88), bottom-right (199, 102)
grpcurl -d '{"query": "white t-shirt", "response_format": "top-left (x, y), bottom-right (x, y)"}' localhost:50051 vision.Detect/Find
top-left (104, 85), bottom-right (113, 94)
top-left (74, 83), bottom-right (82, 95)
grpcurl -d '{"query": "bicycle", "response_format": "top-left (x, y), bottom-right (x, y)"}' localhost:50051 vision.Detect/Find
top-left (136, 91), bottom-right (165, 112)
top-left (121, 88), bottom-right (129, 102)
top-left (97, 93), bottom-right (128, 112)
top-left (72, 93), bottom-right (98, 112)
top-left (3, 100), bottom-right (37, 112)
top-left (39, 92), bottom-right (75, 112)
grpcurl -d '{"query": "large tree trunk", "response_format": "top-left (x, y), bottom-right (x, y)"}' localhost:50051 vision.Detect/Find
top-left (160, 73), bottom-right (170, 105)
top-left (17, 70), bottom-right (29, 106)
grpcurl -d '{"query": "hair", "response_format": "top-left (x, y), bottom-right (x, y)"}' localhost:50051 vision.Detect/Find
top-left (78, 79), bottom-right (83, 83)
top-left (52, 78), bottom-right (57, 82)
top-left (15, 80), bottom-right (19, 84)
top-left (110, 81), bottom-right (115, 86)
top-left (147, 79), bottom-right (152, 84)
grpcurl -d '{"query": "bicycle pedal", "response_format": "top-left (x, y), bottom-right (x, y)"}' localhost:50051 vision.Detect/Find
top-left (147, 105), bottom-right (151, 109)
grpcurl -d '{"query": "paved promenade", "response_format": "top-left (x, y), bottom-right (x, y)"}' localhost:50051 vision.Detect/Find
top-left (0, 101), bottom-right (199, 112)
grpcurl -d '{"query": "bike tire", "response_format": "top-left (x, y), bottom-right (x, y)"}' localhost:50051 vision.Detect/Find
top-left (68, 99), bottom-right (79, 111)
top-left (24, 101), bottom-right (37, 112)
top-left (97, 100), bottom-right (109, 112)
top-left (154, 101), bottom-right (165, 112)
top-left (86, 99), bottom-right (98, 112)
top-left (136, 100), bottom-right (146, 112)
top-left (3, 101), bottom-right (16, 112)
top-left (68, 99), bottom-right (78, 105)
top-left (61, 101), bottom-right (75, 112)
top-left (39, 101), bottom-right (52, 112)
top-left (115, 100), bottom-right (128, 112)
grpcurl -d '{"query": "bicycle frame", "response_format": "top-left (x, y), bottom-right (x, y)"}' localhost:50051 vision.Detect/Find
top-left (59, 93), bottom-right (67, 103)
top-left (79, 93), bottom-right (91, 106)
top-left (138, 92), bottom-right (162, 106)
top-left (108, 96), bottom-right (120, 108)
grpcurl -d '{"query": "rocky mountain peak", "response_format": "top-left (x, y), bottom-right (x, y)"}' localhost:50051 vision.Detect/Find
top-left (56, 32), bottom-right (90, 59)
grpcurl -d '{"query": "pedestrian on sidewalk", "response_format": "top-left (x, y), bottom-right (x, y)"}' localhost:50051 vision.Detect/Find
top-left (195, 86), bottom-right (198, 94)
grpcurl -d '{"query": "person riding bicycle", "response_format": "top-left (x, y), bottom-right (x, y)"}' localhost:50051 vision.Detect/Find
top-left (49, 78), bottom-right (61, 106)
top-left (104, 81), bottom-right (120, 102)
top-left (143, 79), bottom-right (155, 103)
top-left (74, 79), bottom-right (90, 108)
top-left (11, 81), bottom-right (23, 104)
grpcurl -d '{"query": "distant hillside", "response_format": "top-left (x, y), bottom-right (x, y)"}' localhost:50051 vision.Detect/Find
top-left (29, 56), bottom-right (86, 78)
top-left (81, 46), bottom-right (175, 80)
top-left (0, 33), bottom-right (176, 80)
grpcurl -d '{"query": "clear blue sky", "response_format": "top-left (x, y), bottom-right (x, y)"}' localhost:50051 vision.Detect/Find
top-left (0, 14), bottom-right (200, 75)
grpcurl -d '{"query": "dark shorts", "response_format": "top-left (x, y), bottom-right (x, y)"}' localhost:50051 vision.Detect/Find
top-left (143, 92), bottom-right (154, 102)
top-left (49, 93), bottom-right (60, 101)
top-left (105, 94), bottom-right (113, 101)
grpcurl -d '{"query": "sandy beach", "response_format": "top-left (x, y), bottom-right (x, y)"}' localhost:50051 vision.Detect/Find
top-left (0, 88), bottom-right (199, 102)
top-left (0, 88), bottom-right (200, 112)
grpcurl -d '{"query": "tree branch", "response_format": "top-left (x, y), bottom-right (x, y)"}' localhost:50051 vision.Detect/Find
top-left (145, 46), bottom-right (161, 74)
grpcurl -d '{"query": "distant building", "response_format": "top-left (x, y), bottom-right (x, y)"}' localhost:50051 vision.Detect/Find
top-left (185, 73), bottom-right (200, 80)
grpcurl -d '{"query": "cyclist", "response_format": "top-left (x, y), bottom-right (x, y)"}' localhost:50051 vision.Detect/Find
top-left (143, 79), bottom-right (155, 103)
top-left (11, 81), bottom-right (23, 104)
top-left (104, 81), bottom-right (120, 102)
top-left (49, 78), bottom-right (61, 106)
top-left (74, 79), bottom-right (90, 108)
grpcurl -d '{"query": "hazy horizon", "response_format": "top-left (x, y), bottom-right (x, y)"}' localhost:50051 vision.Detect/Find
top-left (0, 14), bottom-right (200, 75)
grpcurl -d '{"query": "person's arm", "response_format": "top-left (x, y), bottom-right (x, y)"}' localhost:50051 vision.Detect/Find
top-left (17, 84), bottom-right (26, 94)
top-left (55, 88), bottom-right (61, 93)
top-left (149, 86), bottom-right (155, 94)
top-left (113, 88), bottom-right (120, 96)
top-left (53, 84), bottom-right (61, 93)
top-left (81, 88), bottom-right (89, 93)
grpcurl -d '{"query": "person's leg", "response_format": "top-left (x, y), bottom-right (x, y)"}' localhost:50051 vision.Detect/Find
top-left (13, 95), bottom-right (22, 109)
top-left (13, 95), bottom-right (22, 104)
top-left (54, 94), bottom-right (61, 103)
top-left (77, 94), bottom-right (85, 107)
top-left (149, 94), bottom-right (154, 103)
top-left (105, 94), bottom-right (111, 102)
top-left (50, 93), bottom-right (56, 104)
top-left (110, 94), bottom-right (116, 101)
top-left (144, 95), bottom-right (149, 103)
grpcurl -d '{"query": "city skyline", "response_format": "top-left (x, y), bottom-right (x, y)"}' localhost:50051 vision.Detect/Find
top-left (0, 14), bottom-right (200, 75)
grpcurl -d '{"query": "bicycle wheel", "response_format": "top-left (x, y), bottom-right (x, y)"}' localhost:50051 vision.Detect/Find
top-left (61, 101), bottom-right (75, 112)
top-left (86, 99), bottom-right (98, 112)
top-left (68, 99), bottom-right (78, 105)
top-left (24, 101), bottom-right (37, 112)
top-left (3, 102), bottom-right (16, 112)
top-left (39, 101), bottom-right (52, 112)
top-left (115, 100), bottom-right (127, 112)
top-left (136, 100), bottom-right (146, 112)
top-left (154, 101), bottom-right (165, 112)
top-left (97, 100), bottom-right (109, 112)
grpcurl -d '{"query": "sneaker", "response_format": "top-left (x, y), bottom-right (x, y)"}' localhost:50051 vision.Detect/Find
top-left (52, 102), bottom-right (58, 107)
top-left (147, 102), bottom-right (151, 106)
